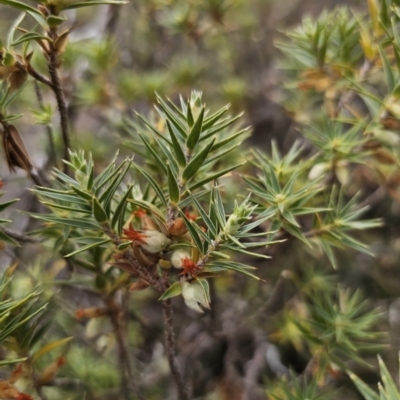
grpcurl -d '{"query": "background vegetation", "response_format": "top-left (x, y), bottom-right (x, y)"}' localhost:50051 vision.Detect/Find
top-left (2, 0), bottom-right (400, 400)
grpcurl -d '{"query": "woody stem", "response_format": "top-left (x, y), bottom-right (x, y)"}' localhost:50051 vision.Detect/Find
top-left (162, 271), bottom-right (190, 400)
top-left (105, 294), bottom-right (144, 400)
top-left (47, 27), bottom-right (71, 175)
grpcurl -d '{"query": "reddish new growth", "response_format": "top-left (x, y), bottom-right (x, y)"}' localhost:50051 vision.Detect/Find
top-left (185, 211), bottom-right (197, 221)
top-left (133, 208), bottom-right (146, 218)
top-left (180, 257), bottom-right (201, 277)
top-left (0, 180), bottom-right (4, 189)
top-left (16, 394), bottom-right (34, 400)
top-left (122, 223), bottom-right (147, 244)
top-left (75, 308), bottom-right (85, 320)
top-left (0, 380), bottom-right (33, 400)
top-left (56, 356), bottom-right (67, 367)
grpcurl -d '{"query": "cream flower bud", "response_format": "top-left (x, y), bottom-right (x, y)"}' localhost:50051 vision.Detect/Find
top-left (181, 280), bottom-right (210, 313)
top-left (141, 230), bottom-right (171, 254)
top-left (171, 249), bottom-right (192, 269)
top-left (308, 162), bottom-right (329, 180)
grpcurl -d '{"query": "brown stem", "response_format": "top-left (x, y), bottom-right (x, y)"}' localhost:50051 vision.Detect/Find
top-left (47, 28), bottom-right (71, 175)
top-left (27, 359), bottom-right (49, 400)
top-left (162, 271), bottom-right (190, 400)
top-left (105, 4), bottom-right (121, 37)
top-left (33, 378), bottom-right (49, 400)
top-left (0, 227), bottom-right (40, 244)
top-left (105, 295), bottom-right (144, 400)
top-left (357, 185), bottom-right (386, 210)
top-left (25, 62), bottom-right (54, 89)
top-left (103, 225), bottom-right (164, 291)
top-left (336, 59), bottom-right (373, 116)
top-left (33, 81), bottom-right (57, 168)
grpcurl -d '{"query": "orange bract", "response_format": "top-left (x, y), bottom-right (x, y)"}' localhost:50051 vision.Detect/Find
top-left (185, 211), bottom-right (197, 221)
top-left (122, 224), bottom-right (147, 244)
top-left (133, 208), bottom-right (147, 218)
top-left (180, 257), bottom-right (200, 277)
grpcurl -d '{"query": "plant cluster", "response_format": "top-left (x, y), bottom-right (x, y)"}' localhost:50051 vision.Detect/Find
top-left (0, 0), bottom-right (398, 399)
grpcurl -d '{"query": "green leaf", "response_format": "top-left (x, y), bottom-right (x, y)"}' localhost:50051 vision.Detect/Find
top-left (179, 210), bottom-right (204, 254)
top-left (212, 186), bottom-right (226, 227)
top-left (61, 0), bottom-right (128, 10)
top-left (320, 240), bottom-right (337, 269)
top-left (158, 282), bottom-right (182, 300)
top-left (207, 261), bottom-right (260, 280)
top-left (188, 191), bottom-right (217, 236)
top-left (189, 162), bottom-right (245, 190)
top-left (202, 105), bottom-right (229, 131)
top-left (348, 371), bottom-right (379, 400)
top-left (186, 101), bottom-right (194, 127)
top-left (167, 164), bottom-right (180, 204)
top-left (167, 120), bottom-right (186, 167)
top-left (378, 355), bottom-right (399, 399)
top-left (284, 222), bottom-right (311, 247)
top-left (377, 42), bottom-right (395, 93)
top-left (0, 199), bottom-right (18, 213)
top-left (46, 15), bottom-right (67, 27)
top-left (99, 158), bottom-right (132, 210)
top-left (0, 229), bottom-right (20, 246)
top-left (92, 197), bottom-right (109, 224)
top-left (138, 133), bottom-right (167, 174)
top-left (0, 357), bottom-right (27, 366)
top-left (34, 189), bottom-right (88, 205)
top-left (134, 112), bottom-right (172, 146)
top-left (64, 238), bottom-right (111, 257)
top-left (2, 80), bottom-right (27, 109)
top-left (0, 0), bottom-right (40, 15)
top-left (71, 187), bottom-right (92, 202)
top-left (1, 52), bottom-right (14, 67)
top-left (155, 136), bottom-right (179, 175)
top-left (210, 128), bottom-right (249, 152)
top-left (182, 138), bottom-right (216, 183)
top-left (31, 337), bottom-right (73, 362)
top-left (156, 95), bottom-right (187, 138)
top-left (196, 278), bottom-right (211, 303)
top-left (1, 114), bottom-right (23, 122)
top-left (11, 32), bottom-right (50, 46)
top-left (0, 303), bottom-right (48, 344)
top-left (29, 214), bottom-right (99, 230)
top-left (134, 164), bottom-right (167, 208)
top-left (380, 0), bottom-right (389, 28)
top-left (186, 107), bottom-right (205, 150)
top-left (111, 185), bottom-right (132, 232)
top-left (200, 113), bottom-right (243, 142)
top-left (93, 151), bottom-right (119, 189)
top-left (26, 10), bottom-right (47, 28)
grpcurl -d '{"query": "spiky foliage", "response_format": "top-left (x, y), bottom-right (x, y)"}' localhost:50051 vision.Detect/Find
top-left (350, 355), bottom-right (400, 400)
top-left (0, 0), bottom-right (398, 399)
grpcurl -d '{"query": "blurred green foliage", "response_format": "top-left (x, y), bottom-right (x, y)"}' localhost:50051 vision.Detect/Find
top-left (1, 0), bottom-right (400, 400)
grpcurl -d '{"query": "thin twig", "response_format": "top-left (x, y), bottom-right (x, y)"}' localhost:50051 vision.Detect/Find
top-left (25, 62), bottom-right (54, 89)
top-left (336, 59), bottom-right (373, 115)
top-left (105, 4), bottom-right (122, 37)
top-left (298, 352), bottom-right (321, 383)
top-left (162, 271), bottom-right (190, 400)
top-left (29, 361), bottom-right (49, 400)
top-left (242, 334), bottom-right (268, 400)
top-left (47, 28), bottom-right (71, 175)
top-left (29, 169), bottom-right (47, 187)
top-left (0, 227), bottom-right (40, 244)
top-left (356, 185), bottom-right (386, 210)
top-left (105, 294), bottom-right (144, 400)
